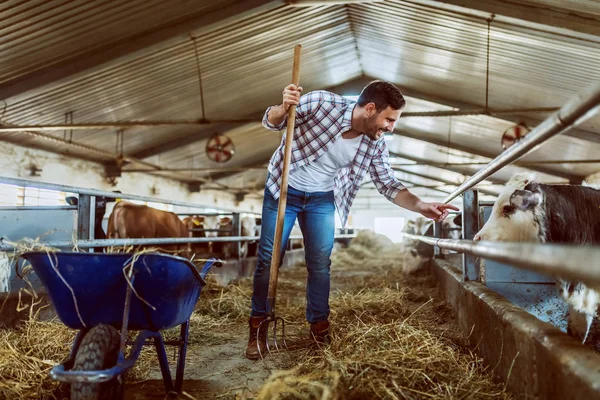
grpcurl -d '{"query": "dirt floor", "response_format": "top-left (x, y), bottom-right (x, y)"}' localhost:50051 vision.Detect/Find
top-left (1, 234), bottom-right (512, 399)
top-left (122, 239), bottom-right (512, 400)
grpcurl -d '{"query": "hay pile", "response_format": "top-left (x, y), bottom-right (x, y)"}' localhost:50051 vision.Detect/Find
top-left (254, 230), bottom-right (512, 400)
top-left (0, 244), bottom-right (189, 399)
top-left (332, 230), bottom-right (417, 275)
top-left (0, 308), bottom-right (74, 399)
top-left (1, 230), bottom-right (511, 399)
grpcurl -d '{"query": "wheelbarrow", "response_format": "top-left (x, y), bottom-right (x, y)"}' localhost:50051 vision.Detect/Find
top-left (20, 251), bottom-right (222, 400)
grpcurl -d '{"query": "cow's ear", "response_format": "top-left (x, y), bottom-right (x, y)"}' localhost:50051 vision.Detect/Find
top-left (510, 189), bottom-right (541, 210)
top-left (452, 213), bottom-right (462, 227)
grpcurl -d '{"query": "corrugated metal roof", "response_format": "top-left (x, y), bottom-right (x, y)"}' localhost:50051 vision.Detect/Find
top-left (395, 97), bottom-right (600, 180)
top-left (350, 0), bottom-right (600, 133)
top-left (1, 4), bottom-right (361, 157)
top-left (0, 0), bottom-right (234, 85)
top-left (0, 0), bottom-right (598, 200)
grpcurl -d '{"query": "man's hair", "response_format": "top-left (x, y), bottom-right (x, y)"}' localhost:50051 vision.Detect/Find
top-left (356, 80), bottom-right (405, 111)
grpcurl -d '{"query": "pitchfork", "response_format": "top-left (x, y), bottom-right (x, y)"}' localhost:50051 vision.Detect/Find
top-left (257, 44), bottom-right (302, 359)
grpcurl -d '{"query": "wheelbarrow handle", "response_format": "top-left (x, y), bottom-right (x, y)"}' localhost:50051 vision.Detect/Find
top-left (199, 258), bottom-right (222, 281)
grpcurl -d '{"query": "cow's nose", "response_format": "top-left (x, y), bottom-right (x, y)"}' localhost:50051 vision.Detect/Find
top-left (473, 234), bottom-right (481, 241)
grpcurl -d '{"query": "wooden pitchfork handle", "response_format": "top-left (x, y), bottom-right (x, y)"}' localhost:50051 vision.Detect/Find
top-left (266, 44), bottom-right (302, 317)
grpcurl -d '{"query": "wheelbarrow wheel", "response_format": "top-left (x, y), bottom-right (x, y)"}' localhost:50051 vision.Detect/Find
top-left (71, 324), bottom-right (123, 400)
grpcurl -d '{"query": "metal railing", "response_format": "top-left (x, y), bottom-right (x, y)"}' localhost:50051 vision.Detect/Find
top-left (402, 233), bottom-right (600, 287)
top-left (442, 81), bottom-right (600, 203)
top-left (0, 176), bottom-right (264, 259)
top-left (0, 176), bottom-right (244, 212)
top-left (0, 234), bottom-right (357, 251)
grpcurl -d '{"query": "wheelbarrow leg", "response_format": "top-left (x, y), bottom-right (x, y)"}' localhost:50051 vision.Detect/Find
top-left (153, 333), bottom-right (174, 393)
top-left (175, 320), bottom-right (190, 392)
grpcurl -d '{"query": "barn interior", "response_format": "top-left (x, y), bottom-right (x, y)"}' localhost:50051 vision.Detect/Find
top-left (0, 1), bottom-right (599, 399)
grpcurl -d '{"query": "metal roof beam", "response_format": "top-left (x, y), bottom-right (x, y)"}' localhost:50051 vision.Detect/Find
top-left (340, 76), bottom-right (600, 144)
top-left (130, 122), bottom-right (255, 159)
top-left (410, 0), bottom-right (600, 38)
top-left (0, 0), bottom-right (283, 102)
top-left (398, 85), bottom-right (600, 145)
top-left (388, 151), bottom-right (505, 185)
top-left (196, 159), bottom-right (270, 184)
top-left (392, 166), bottom-right (500, 197)
top-left (393, 128), bottom-right (582, 183)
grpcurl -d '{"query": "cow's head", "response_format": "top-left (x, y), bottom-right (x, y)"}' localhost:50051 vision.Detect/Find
top-left (219, 217), bottom-right (233, 227)
top-left (442, 214), bottom-right (462, 240)
top-left (183, 215), bottom-right (204, 230)
top-left (474, 173), bottom-right (544, 242)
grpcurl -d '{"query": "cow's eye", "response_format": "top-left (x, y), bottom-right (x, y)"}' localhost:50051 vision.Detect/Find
top-left (502, 205), bottom-right (514, 216)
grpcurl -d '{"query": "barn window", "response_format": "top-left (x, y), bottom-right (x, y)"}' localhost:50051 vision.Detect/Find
top-left (0, 184), bottom-right (21, 206)
top-left (23, 187), bottom-right (69, 206)
top-left (0, 184), bottom-right (69, 206)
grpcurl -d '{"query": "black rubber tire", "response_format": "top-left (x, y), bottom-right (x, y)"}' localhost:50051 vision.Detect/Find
top-left (71, 324), bottom-right (123, 400)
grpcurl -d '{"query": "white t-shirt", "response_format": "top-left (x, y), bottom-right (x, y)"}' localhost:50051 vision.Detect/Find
top-left (289, 135), bottom-right (362, 192)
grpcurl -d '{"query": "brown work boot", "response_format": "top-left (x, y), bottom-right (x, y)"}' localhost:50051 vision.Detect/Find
top-left (310, 320), bottom-right (331, 345)
top-left (245, 316), bottom-right (267, 360)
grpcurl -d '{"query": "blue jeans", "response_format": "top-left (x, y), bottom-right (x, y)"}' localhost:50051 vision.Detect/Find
top-left (251, 185), bottom-right (335, 323)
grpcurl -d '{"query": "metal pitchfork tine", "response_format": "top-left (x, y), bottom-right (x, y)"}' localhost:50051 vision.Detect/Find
top-left (257, 44), bottom-right (302, 359)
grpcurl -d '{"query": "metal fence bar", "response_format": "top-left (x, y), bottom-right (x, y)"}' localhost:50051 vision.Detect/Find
top-left (188, 229), bottom-right (233, 233)
top-left (462, 190), bottom-right (480, 281)
top-left (232, 212), bottom-right (241, 259)
top-left (0, 234), bottom-right (357, 250)
top-left (402, 233), bottom-right (600, 287)
top-left (77, 194), bottom-right (91, 241)
top-left (0, 176), bottom-right (242, 212)
top-left (442, 81), bottom-right (600, 203)
top-left (433, 221), bottom-right (442, 259)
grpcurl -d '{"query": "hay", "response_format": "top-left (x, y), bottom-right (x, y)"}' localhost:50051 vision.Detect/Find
top-left (258, 290), bottom-right (509, 399)
top-left (349, 230), bottom-right (395, 252)
top-left (1, 229), bottom-right (512, 399)
top-left (0, 244), bottom-right (183, 398)
top-left (254, 230), bottom-right (512, 400)
top-left (0, 307), bottom-right (74, 400)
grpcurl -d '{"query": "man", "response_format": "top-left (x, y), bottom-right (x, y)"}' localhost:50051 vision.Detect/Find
top-left (246, 80), bottom-right (458, 359)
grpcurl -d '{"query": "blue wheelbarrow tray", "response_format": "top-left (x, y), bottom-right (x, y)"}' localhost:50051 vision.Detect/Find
top-left (20, 251), bottom-right (221, 394)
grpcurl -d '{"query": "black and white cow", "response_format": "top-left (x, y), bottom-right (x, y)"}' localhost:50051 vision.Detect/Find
top-left (474, 173), bottom-right (600, 350)
top-left (401, 214), bottom-right (462, 273)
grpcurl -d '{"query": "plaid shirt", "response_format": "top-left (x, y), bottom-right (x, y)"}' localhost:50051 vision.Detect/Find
top-left (262, 90), bottom-right (406, 227)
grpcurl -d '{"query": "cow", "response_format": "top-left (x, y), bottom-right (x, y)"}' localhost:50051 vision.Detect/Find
top-left (107, 201), bottom-right (190, 258)
top-left (474, 172), bottom-right (600, 351)
top-left (247, 217), bottom-right (262, 257)
top-left (584, 171), bottom-right (600, 187)
top-left (401, 214), bottom-right (462, 273)
top-left (182, 215), bottom-right (209, 260)
top-left (212, 216), bottom-right (233, 259)
top-left (208, 215), bottom-right (260, 259)
top-left (66, 193), bottom-right (120, 252)
top-left (241, 216), bottom-right (258, 259)
top-left (289, 224), bottom-right (304, 250)
top-left (442, 214), bottom-right (462, 240)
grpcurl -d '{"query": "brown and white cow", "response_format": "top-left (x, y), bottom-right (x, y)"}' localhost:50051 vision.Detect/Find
top-left (210, 215), bottom-right (260, 259)
top-left (474, 173), bottom-right (600, 350)
top-left (182, 215), bottom-right (209, 259)
top-left (107, 201), bottom-right (190, 258)
top-left (241, 216), bottom-right (258, 258)
top-left (213, 216), bottom-right (233, 259)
